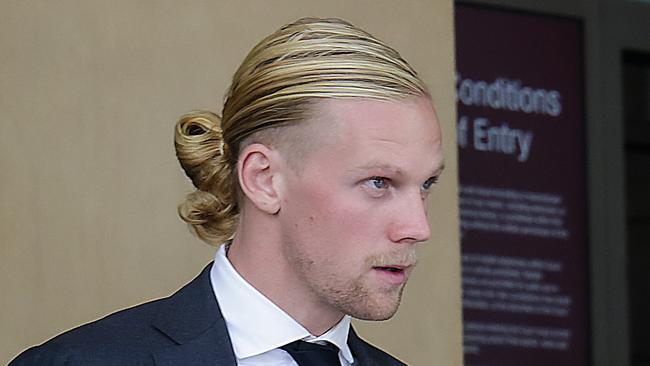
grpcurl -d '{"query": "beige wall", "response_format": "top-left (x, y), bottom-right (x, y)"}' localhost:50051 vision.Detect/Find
top-left (0, 1), bottom-right (460, 364)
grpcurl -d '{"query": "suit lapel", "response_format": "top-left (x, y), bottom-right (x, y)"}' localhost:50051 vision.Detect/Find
top-left (151, 263), bottom-right (237, 366)
top-left (347, 326), bottom-right (406, 366)
top-left (347, 327), bottom-right (370, 366)
top-left (152, 325), bottom-right (236, 366)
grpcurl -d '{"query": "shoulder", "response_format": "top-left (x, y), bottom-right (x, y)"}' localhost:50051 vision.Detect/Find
top-left (10, 263), bottom-right (219, 365)
top-left (9, 298), bottom-right (169, 365)
top-left (347, 328), bottom-right (407, 366)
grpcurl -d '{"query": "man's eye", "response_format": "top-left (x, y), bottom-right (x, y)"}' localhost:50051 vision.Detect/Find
top-left (367, 177), bottom-right (390, 190)
top-left (421, 176), bottom-right (439, 191)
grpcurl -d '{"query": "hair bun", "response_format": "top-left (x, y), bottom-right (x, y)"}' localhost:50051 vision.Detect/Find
top-left (177, 190), bottom-right (237, 245)
top-left (174, 111), bottom-right (224, 190)
top-left (175, 110), bottom-right (239, 246)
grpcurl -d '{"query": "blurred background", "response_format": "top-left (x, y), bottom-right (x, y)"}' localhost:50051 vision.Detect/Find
top-left (456, 0), bottom-right (650, 365)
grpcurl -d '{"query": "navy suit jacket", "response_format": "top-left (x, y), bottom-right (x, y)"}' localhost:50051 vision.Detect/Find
top-left (10, 264), bottom-right (406, 365)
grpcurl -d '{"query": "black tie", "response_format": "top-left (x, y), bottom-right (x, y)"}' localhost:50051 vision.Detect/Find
top-left (281, 340), bottom-right (341, 366)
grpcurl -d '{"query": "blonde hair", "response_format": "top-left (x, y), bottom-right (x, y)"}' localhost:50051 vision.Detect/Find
top-left (174, 17), bottom-right (429, 245)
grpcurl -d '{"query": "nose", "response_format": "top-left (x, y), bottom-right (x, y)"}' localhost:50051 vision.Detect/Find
top-left (388, 191), bottom-right (431, 244)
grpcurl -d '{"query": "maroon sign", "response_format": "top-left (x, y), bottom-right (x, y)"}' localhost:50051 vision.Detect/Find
top-left (455, 4), bottom-right (588, 365)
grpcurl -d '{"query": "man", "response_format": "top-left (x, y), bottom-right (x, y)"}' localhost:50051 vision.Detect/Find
top-left (11, 17), bottom-right (443, 365)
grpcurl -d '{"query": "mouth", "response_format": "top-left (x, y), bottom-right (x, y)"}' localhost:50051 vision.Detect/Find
top-left (372, 265), bottom-right (413, 285)
top-left (373, 265), bottom-right (407, 273)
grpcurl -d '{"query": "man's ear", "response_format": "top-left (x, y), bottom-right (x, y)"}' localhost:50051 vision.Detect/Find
top-left (237, 143), bottom-right (282, 215)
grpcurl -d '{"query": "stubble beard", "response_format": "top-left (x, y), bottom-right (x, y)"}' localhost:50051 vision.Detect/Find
top-left (284, 243), bottom-right (408, 321)
top-left (325, 278), bottom-right (406, 321)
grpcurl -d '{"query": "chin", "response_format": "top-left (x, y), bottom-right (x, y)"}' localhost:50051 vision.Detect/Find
top-left (348, 303), bottom-right (401, 321)
top-left (341, 290), bottom-right (403, 321)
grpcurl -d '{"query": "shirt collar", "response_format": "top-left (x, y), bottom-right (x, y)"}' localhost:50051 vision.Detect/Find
top-left (210, 244), bottom-right (354, 363)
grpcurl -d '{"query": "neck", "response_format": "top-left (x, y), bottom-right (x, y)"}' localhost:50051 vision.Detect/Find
top-left (227, 212), bottom-right (344, 336)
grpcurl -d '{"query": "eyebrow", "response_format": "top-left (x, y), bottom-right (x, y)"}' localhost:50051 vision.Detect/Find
top-left (349, 162), bottom-right (446, 177)
top-left (435, 162), bottom-right (446, 176)
top-left (349, 163), bottom-right (405, 176)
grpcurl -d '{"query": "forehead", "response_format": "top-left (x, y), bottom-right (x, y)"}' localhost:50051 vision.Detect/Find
top-left (313, 96), bottom-right (439, 134)
top-left (307, 97), bottom-right (444, 174)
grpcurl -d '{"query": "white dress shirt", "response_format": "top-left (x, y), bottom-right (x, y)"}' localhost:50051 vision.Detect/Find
top-left (210, 244), bottom-right (355, 366)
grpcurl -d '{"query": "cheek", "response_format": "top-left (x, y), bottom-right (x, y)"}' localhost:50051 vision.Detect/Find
top-left (309, 194), bottom-right (368, 234)
top-left (290, 180), bottom-right (346, 220)
top-left (284, 177), bottom-right (387, 251)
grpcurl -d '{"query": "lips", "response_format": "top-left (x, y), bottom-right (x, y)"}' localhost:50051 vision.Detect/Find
top-left (374, 265), bottom-right (407, 272)
top-left (372, 264), bottom-right (413, 285)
